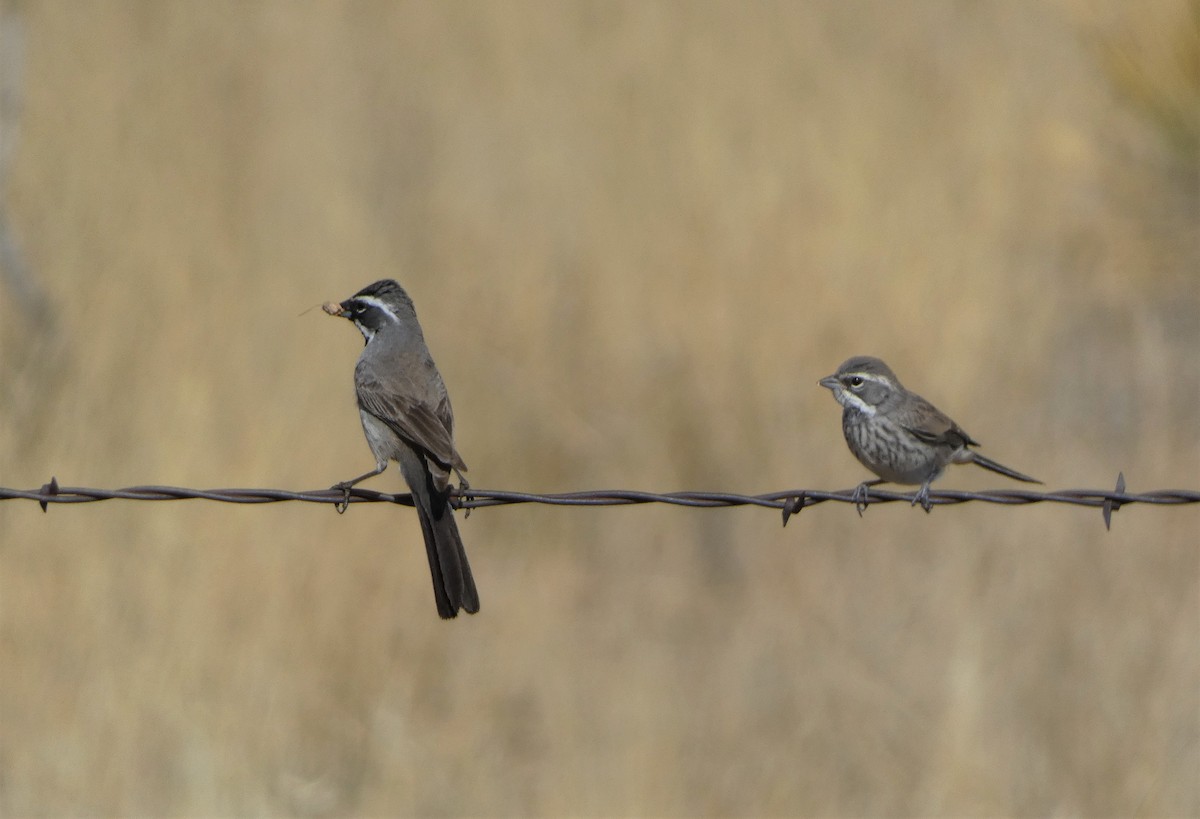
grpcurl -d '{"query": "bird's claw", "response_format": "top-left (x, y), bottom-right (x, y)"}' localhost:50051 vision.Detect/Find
top-left (331, 482), bottom-right (353, 514)
top-left (912, 484), bottom-right (933, 513)
top-left (450, 469), bottom-right (473, 516)
top-left (852, 482), bottom-right (872, 516)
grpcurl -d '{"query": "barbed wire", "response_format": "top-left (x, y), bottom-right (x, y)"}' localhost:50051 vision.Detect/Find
top-left (2, 473), bottom-right (1196, 529)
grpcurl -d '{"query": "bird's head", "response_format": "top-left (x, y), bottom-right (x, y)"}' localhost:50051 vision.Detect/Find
top-left (323, 279), bottom-right (418, 343)
top-left (819, 356), bottom-right (903, 416)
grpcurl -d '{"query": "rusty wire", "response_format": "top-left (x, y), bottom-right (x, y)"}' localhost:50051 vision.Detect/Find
top-left (2, 473), bottom-right (1196, 529)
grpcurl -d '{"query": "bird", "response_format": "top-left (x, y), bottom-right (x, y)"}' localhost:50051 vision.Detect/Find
top-left (324, 279), bottom-right (479, 618)
top-left (819, 355), bottom-right (1040, 513)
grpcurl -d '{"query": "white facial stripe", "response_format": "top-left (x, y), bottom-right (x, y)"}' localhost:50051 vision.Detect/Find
top-left (355, 295), bottom-right (400, 323)
top-left (836, 389), bottom-right (876, 416)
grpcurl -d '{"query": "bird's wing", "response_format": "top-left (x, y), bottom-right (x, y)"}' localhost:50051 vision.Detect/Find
top-left (896, 393), bottom-right (980, 449)
top-left (355, 365), bottom-right (468, 473)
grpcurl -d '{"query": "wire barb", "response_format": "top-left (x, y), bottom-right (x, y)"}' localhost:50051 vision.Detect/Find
top-left (1102, 472), bottom-right (1126, 531)
top-left (38, 476), bottom-right (57, 513)
top-left (781, 492), bottom-right (805, 527)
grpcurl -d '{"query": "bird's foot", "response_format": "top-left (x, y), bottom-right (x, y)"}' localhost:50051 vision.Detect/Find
top-left (453, 472), bottom-right (473, 518)
top-left (330, 481), bottom-right (353, 514)
top-left (912, 483), bottom-right (933, 513)
top-left (852, 482), bottom-right (873, 516)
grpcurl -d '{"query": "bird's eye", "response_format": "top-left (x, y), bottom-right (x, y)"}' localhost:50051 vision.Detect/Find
top-left (848, 376), bottom-right (865, 389)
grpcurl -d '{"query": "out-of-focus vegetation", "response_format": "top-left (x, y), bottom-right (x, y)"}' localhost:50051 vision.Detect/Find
top-left (1, 1), bottom-right (1196, 815)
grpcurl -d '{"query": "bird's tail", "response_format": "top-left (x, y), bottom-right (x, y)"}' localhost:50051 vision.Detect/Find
top-left (970, 452), bottom-right (1041, 484)
top-left (400, 447), bottom-right (480, 619)
top-left (416, 489), bottom-right (480, 619)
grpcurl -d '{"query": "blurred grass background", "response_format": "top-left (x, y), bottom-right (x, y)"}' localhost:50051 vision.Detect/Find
top-left (0, 1), bottom-right (1197, 815)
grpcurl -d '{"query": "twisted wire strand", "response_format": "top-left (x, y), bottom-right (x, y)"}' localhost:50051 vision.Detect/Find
top-left (2, 475), bottom-right (1196, 528)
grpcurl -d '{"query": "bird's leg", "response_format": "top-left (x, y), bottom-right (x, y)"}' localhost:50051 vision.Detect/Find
top-left (913, 480), bottom-right (934, 513)
top-left (852, 479), bottom-right (885, 517)
top-left (452, 468), bottom-right (472, 517)
top-left (331, 463), bottom-right (388, 514)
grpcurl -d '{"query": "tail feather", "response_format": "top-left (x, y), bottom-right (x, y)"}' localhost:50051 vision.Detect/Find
top-left (400, 446), bottom-right (480, 619)
top-left (411, 501), bottom-right (456, 619)
top-left (970, 452), bottom-right (1041, 484)
top-left (415, 497), bottom-right (479, 618)
top-left (429, 494), bottom-right (479, 615)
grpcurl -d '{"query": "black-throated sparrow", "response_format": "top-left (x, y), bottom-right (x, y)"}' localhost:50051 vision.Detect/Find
top-left (325, 280), bottom-right (479, 618)
top-left (819, 356), bottom-right (1040, 512)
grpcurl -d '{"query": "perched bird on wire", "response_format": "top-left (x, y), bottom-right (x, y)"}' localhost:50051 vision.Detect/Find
top-left (820, 355), bottom-right (1040, 513)
top-left (325, 279), bottom-right (479, 619)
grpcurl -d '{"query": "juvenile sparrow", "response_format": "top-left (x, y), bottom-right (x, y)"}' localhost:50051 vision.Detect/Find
top-left (325, 279), bottom-right (479, 618)
top-left (819, 356), bottom-right (1040, 512)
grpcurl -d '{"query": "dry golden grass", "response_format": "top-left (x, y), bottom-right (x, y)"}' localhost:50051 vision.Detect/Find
top-left (1, 1), bottom-right (1197, 816)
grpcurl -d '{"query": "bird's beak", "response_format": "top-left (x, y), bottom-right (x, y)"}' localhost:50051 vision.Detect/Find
top-left (818, 375), bottom-right (840, 391)
top-left (322, 301), bottom-right (348, 317)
